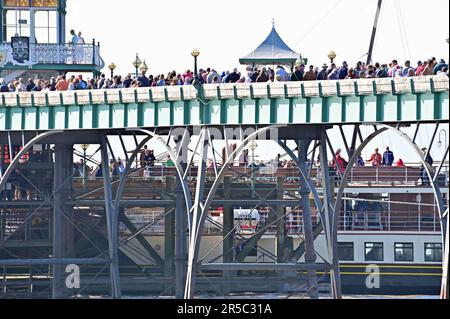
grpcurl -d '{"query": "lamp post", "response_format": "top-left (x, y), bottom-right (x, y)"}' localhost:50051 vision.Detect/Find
top-left (80, 144), bottom-right (90, 193)
top-left (139, 60), bottom-right (149, 74)
top-left (295, 54), bottom-right (306, 67)
top-left (191, 48), bottom-right (200, 78)
top-left (328, 50), bottom-right (337, 64)
top-left (132, 53), bottom-right (142, 78)
top-left (438, 129), bottom-right (448, 149)
top-left (249, 140), bottom-right (258, 198)
top-left (108, 62), bottom-right (116, 78)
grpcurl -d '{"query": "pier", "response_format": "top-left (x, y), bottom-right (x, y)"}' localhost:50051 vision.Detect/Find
top-left (0, 75), bottom-right (448, 299)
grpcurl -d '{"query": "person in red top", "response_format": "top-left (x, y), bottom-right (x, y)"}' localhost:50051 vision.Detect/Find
top-left (367, 148), bottom-right (382, 166)
top-left (415, 61), bottom-right (425, 76)
top-left (395, 159), bottom-right (406, 167)
top-left (55, 75), bottom-right (69, 91)
top-left (333, 148), bottom-right (347, 173)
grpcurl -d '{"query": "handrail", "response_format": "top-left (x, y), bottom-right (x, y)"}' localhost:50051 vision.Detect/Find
top-left (0, 75), bottom-right (447, 107)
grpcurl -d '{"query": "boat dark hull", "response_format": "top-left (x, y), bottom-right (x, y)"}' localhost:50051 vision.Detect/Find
top-left (339, 264), bottom-right (442, 295)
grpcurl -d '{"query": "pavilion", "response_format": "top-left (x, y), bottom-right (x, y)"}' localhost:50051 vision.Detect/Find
top-left (239, 23), bottom-right (302, 68)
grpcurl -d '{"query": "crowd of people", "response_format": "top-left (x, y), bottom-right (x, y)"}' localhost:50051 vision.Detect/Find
top-left (0, 57), bottom-right (448, 93)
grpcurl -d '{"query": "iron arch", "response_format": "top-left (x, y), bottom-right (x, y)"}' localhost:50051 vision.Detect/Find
top-left (0, 131), bottom-right (63, 192)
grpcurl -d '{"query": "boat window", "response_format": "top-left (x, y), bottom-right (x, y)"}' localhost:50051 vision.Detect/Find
top-left (338, 242), bottom-right (354, 261)
top-left (424, 243), bottom-right (442, 262)
top-left (394, 243), bottom-right (414, 262)
top-left (364, 242), bottom-right (383, 261)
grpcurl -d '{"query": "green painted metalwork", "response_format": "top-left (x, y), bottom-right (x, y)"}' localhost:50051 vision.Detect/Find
top-left (0, 76), bottom-right (448, 132)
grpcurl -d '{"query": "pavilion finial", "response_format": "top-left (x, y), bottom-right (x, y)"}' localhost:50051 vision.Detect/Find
top-left (272, 18), bottom-right (275, 28)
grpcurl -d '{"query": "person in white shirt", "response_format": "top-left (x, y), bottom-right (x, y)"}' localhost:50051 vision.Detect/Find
top-left (77, 32), bottom-right (85, 44)
top-left (77, 32), bottom-right (86, 62)
top-left (15, 78), bottom-right (27, 92)
top-left (69, 30), bottom-right (80, 63)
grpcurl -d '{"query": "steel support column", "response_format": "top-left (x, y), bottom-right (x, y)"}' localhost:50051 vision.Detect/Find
top-left (175, 172), bottom-right (187, 299)
top-left (276, 177), bottom-right (287, 263)
top-left (185, 128), bottom-right (209, 299)
top-left (319, 131), bottom-right (342, 299)
top-left (222, 176), bottom-right (234, 294)
top-left (100, 136), bottom-right (121, 299)
top-left (164, 177), bottom-right (176, 279)
top-left (441, 211), bottom-right (449, 299)
top-left (297, 140), bottom-right (319, 299)
top-left (52, 143), bottom-right (74, 299)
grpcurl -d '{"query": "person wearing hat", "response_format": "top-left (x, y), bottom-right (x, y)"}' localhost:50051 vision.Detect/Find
top-left (317, 64), bottom-right (329, 80)
top-left (275, 65), bottom-right (289, 82)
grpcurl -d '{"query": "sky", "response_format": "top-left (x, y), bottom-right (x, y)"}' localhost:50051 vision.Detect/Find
top-left (66, 0), bottom-right (450, 76)
top-left (66, 0), bottom-right (449, 164)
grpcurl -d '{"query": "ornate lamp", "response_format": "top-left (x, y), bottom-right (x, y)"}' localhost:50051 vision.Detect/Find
top-left (328, 50), bottom-right (337, 63)
top-left (80, 144), bottom-right (90, 192)
top-left (295, 54), bottom-right (306, 67)
top-left (132, 54), bottom-right (142, 77)
top-left (108, 62), bottom-right (116, 78)
top-left (80, 144), bottom-right (90, 152)
top-left (191, 48), bottom-right (200, 77)
top-left (139, 60), bottom-right (149, 73)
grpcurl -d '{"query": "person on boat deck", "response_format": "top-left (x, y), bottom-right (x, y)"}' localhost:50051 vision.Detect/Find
top-left (332, 149), bottom-right (347, 173)
top-left (420, 148), bottom-right (434, 186)
top-left (239, 149), bottom-right (249, 167)
top-left (356, 155), bottom-right (365, 167)
top-left (165, 156), bottom-right (175, 168)
top-left (395, 159), bottom-right (405, 167)
top-left (367, 148), bottom-right (382, 167)
top-left (382, 147), bottom-right (395, 166)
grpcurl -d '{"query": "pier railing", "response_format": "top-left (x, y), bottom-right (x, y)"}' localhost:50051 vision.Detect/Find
top-left (0, 75), bottom-right (447, 107)
top-left (30, 42), bottom-right (101, 65)
top-left (0, 41), bottom-right (101, 66)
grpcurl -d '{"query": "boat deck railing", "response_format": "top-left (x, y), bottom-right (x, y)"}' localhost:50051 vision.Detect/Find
top-left (75, 162), bottom-right (449, 188)
top-left (117, 209), bottom-right (442, 236)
